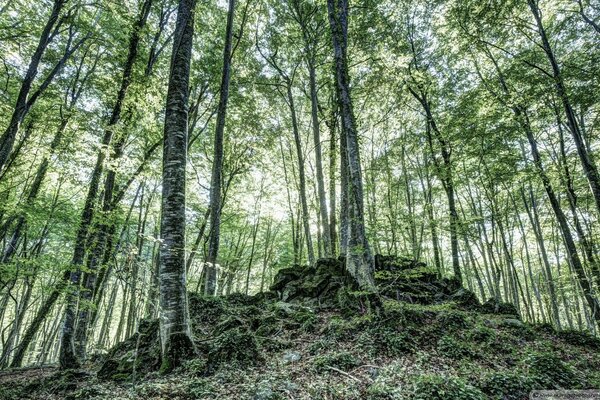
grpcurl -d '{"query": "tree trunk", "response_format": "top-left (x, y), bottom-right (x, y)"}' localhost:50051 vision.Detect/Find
top-left (158, 0), bottom-right (197, 373)
top-left (287, 84), bottom-right (315, 266)
top-left (328, 0), bottom-right (375, 290)
top-left (206, 0), bottom-right (236, 296)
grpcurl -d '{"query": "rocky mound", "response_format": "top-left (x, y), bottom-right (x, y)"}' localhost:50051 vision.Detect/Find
top-left (2, 255), bottom-right (599, 400)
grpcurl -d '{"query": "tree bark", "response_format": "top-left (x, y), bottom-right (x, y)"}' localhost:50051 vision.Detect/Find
top-left (206, 0), bottom-right (236, 296)
top-left (158, 0), bottom-right (197, 373)
top-left (328, 0), bottom-right (375, 290)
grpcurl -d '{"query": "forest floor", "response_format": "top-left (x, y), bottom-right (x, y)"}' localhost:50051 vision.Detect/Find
top-left (1, 256), bottom-right (600, 400)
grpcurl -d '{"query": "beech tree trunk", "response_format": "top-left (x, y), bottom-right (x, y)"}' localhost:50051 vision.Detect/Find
top-left (328, 0), bottom-right (375, 290)
top-left (206, 0), bottom-right (235, 296)
top-left (158, 0), bottom-right (197, 373)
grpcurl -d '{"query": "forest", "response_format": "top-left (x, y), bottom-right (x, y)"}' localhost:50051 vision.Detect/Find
top-left (0, 0), bottom-right (599, 398)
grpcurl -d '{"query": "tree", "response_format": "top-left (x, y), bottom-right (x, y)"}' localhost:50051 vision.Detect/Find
top-left (206, 0), bottom-right (236, 296)
top-left (158, 0), bottom-right (197, 373)
top-left (328, 0), bottom-right (375, 290)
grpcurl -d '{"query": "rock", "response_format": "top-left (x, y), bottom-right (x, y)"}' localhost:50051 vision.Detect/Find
top-left (97, 319), bottom-right (161, 381)
top-left (503, 318), bottom-right (524, 328)
top-left (314, 257), bottom-right (345, 276)
top-left (270, 266), bottom-right (305, 292)
top-left (282, 351), bottom-right (301, 363)
top-left (450, 288), bottom-right (481, 309)
top-left (481, 298), bottom-right (521, 318)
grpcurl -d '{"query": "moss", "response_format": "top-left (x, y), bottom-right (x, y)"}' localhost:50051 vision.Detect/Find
top-left (407, 374), bottom-right (485, 400)
top-left (449, 288), bottom-right (481, 309)
top-left (479, 371), bottom-right (534, 400)
top-left (159, 332), bottom-right (195, 374)
top-left (336, 288), bottom-right (382, 316)
top-left (481, 298), bottom-right (520, 318)
top-left (436, 310), bottom-right (471, 330)
top-left (98, 319), bottom-right (161, 381)
top-left (312, 350), bottom-right (359, 372)
top-left (467, 325), bottom-right (496, 342)
top-left (208, 327), bottom-right (261, 369)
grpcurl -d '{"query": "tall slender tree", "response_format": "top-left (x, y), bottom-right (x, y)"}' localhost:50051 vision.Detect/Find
top-left (206, 0), bottom-right (236, 296)
top-left (328, 0), bottom-right (375, 290)
top-left (158, 0), bottom-right (197, 373)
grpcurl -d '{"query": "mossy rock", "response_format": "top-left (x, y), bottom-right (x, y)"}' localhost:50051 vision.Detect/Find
top-left (437, 335), bottom-right (476, 360)
top-left (467, 325), bottom-right (496, 342)
top-left (270, 266), bottom-right (305, 292)
top-left (449, 288), bottom-right (481, 309)
top-left (374, 254), bottom-right (427, 271)
top-left (523, 351), bottom-right (582, 389)
top-left (97, 319), bottom-right (161, 381)
top-left (358, 325), bottom-right (416, 356)
top-left (481, 298), bottom-right (520, 318)
top-left (435, 310), bottom-right (472, 331)
top-left (557, 329), bottom-right (600, 350)
top-left (208, 326), bottom-right (261, 369)
top-left (314, 257), bottom-right (345, 277)
top-left (188, 294), bottom-right (230, 326)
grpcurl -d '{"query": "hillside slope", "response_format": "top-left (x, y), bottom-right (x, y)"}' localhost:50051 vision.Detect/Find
top-left (1, 257), bottom-right (599, 400)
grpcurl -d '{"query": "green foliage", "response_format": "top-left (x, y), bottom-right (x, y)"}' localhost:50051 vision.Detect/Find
top-left (406, 374), bottom-right (485, 400)
top-left (436, 335), bottom-right (476, 360)
top-left (523, 351), bottom-right (582, 389)
top-left (479, 371), bottom-right (534, 400)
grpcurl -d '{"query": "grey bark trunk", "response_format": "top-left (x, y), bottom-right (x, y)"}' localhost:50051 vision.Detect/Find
top-left (328, 0), bottom-right (375, 290)
top-left (206, 0), bottom-right (236, 295)
top-left (158, 0), bottom-right (197, 373)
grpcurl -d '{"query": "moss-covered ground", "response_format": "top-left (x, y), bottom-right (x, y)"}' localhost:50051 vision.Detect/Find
top-left (1, 257), bottom-right (599, 399)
